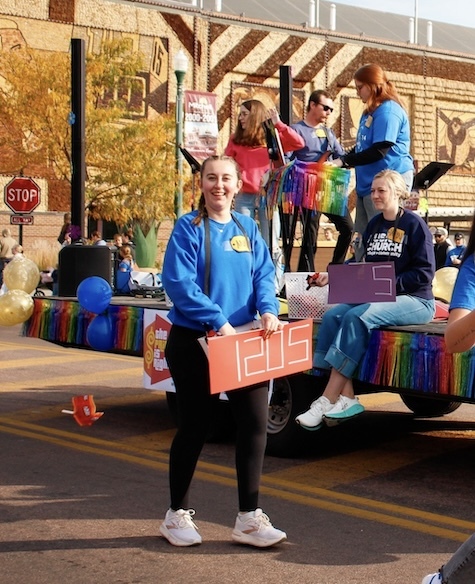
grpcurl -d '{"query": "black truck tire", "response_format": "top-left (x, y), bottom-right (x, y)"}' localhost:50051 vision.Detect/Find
top-left (400, 394), bottom-right (461, 417)
top-left (266, 372), bottom-right (325, 458)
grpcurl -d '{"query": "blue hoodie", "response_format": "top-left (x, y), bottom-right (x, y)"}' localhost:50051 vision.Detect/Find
top-left (162, 211), bottom-right (278, 332)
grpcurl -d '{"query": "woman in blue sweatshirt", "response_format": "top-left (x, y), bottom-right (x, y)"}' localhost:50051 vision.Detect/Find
top-left (296, 169), bottom-right (435, 430)
top-left (160, 155), bottom-right (286, 549)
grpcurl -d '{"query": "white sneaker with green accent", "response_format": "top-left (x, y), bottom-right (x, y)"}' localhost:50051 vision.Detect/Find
top-left (160, 508), bottom-right (202, 547)
top-left (232, 508), bottom-right (287, 548)
top-left (323, 395), bottom-right (365, 426)
top-left (295, 395), bottom-right (334, 430)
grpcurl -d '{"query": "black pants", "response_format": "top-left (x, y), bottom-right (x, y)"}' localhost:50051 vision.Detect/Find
top-left (297, 209), bottom-right (354, 271)
top-left (165, 325), bottom-right (269, 512)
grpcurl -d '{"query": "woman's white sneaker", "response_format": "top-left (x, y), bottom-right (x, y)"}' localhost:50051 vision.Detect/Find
top-left (323, 395), bottom-right (364, 426)
top-left (159, 508), bottom-right (202, 546)
top-left (295, 395), bottom-right (334, 430)
top-left (232, 508), bottom-right (287, 548)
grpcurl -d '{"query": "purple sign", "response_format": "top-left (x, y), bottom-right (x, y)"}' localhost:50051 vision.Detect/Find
top-left (328, 262), bottom-right (396, 304)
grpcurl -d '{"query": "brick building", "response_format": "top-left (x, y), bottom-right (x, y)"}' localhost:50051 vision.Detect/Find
top-left (1, 0), bottom-right (475, 261)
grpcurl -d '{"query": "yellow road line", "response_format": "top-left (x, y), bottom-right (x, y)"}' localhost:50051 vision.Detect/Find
top-left (268, 433), bottom-right (467, 489)
top-left (0, 416), bottom-right (473, 543)
top-left (0, 415), bottom-right (172, 461)
top-left (258, 486), bottom-right (472, 542)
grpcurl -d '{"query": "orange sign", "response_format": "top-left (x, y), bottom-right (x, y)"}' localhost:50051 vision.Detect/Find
top-left (62, 395), bottom-right (104, 427)
top-left (206, 319), bottom-right (313, 394)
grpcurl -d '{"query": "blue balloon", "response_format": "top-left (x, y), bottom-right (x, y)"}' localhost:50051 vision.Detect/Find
top-left (86, 314), bottom-right (115, 351)
top-left (77, 276), bottom-right (112, 314)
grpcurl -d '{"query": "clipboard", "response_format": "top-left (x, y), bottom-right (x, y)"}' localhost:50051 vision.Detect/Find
top-left (412, 162), bottom-right (453, 190)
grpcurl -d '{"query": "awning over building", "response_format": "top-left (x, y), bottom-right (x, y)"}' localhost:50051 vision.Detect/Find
top-left (417, 207), bottom-right (475, 226)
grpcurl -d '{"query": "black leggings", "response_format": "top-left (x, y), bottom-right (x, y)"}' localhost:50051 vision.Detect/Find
top-left (165, 325), bottom-right (269, 512)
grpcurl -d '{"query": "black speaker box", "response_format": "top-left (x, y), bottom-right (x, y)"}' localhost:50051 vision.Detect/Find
top-left (58, 245), bottom-right (112, 297)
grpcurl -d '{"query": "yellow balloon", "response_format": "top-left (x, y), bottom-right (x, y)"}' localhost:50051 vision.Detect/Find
top-left (0, 289), bottom-right (34, 326)
top-left (433, 267), bottom-right (459, 303)
top-left (3, 256), bottom-right (40, 294)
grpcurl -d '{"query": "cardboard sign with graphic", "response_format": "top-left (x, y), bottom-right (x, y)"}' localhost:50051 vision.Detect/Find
top-left (143, 309), bottom-right (174, 391)
top-left (206, 319), bottom-right (313, 394)
top-left (328, 262), bottom-right (396, 304)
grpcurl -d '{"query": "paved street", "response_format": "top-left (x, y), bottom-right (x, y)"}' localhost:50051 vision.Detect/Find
top-left (2, 324), bottom-right (475, 583)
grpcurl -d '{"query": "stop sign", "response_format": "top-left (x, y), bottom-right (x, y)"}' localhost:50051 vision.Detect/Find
top-left (4, 177), bottom-right (41, 214)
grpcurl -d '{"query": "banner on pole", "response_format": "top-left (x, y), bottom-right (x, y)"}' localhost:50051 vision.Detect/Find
top-left (184, 91), bottom-right (218, 161)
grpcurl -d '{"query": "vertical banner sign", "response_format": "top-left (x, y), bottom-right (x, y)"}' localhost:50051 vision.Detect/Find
top-left (143, 309), bottom-right (174, 391)
top-left (184, 91), bottom-right (218, 161)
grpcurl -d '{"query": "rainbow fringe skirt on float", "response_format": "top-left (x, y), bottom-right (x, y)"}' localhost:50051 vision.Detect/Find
top-left (23, 298), bottom-right (143, 355)
top-left (358, 329), bottom-right (475, 399)
top-left (264, 159), bottom-right (351, 216)
top-left (310, 328), bottom-right (475, 399)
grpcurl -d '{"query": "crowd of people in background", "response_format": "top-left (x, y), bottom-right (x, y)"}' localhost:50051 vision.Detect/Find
top-left (433, 227), bottom-right (467, 271)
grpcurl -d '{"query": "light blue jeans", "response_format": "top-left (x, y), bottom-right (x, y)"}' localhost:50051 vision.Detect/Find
top-left (313, 295), bottom-right (435, 377)
top-left (234, 193), bottom-right (280, 253)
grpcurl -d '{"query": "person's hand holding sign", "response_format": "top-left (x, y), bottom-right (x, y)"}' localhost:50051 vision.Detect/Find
top-left (260, 312), bottom-right (284, 340)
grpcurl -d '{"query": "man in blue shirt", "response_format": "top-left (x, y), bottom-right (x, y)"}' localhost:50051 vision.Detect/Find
top-left (445, 232), bottom-right (466, 268)
top-left (291, 90), bottom-right (353, 270)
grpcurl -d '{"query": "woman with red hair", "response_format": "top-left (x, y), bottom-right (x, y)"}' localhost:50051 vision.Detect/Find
top-left (332, 64), bottom-right (414, 245)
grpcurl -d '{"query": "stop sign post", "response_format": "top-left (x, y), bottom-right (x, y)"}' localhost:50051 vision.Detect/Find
top-left (4, 177), bottom-right (41, 245)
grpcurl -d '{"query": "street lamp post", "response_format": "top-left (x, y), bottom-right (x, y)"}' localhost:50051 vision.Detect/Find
top-left (173, 49), bottom-right (189, 221)
top-left (414, 0), bottom-right (419, 44)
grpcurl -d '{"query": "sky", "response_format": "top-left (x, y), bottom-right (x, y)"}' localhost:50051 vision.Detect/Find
top-left (332, 0), bottom-right (475, 29)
